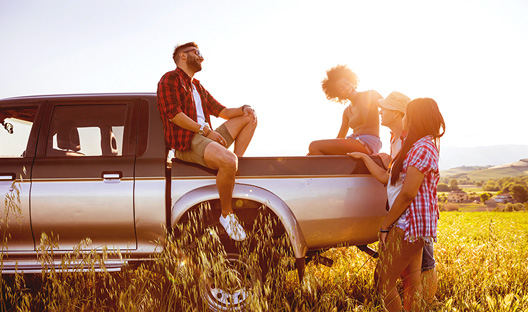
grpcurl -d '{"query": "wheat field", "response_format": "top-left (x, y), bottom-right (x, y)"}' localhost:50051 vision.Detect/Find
top-left (2, 211), bottom-right (527, 311)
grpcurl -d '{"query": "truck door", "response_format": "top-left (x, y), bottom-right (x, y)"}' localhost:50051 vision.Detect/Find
top-left (30, 100), bottom-right (138, 250)
top-left (0, 104), bottom-right (41, 251)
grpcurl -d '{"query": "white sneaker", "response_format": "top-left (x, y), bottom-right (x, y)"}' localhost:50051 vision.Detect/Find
top-left (219, 213), bottom-right (247, 241)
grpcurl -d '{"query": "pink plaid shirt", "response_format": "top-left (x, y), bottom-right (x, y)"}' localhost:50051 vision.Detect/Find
top-left (400, 136), bottom-right (439, 242)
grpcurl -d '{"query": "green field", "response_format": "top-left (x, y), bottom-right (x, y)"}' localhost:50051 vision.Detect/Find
top-left (2, 212), bottom-right (528, 311)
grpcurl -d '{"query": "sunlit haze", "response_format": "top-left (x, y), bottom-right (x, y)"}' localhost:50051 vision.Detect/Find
top-left (1, 0), bottom-right (527, 165)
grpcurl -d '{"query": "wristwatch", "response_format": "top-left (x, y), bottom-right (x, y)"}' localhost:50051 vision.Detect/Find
top-left (198, 124), bottom-right (205, 135)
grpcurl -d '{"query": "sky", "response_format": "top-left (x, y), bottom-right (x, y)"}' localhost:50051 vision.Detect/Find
top-left (1, 0), bottom-right (527, 162)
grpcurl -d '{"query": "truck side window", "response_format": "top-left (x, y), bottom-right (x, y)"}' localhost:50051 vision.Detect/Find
top-left (0, 106), bottom-right (38, 158)
top-left (46, 104), bottom-right (127, 157)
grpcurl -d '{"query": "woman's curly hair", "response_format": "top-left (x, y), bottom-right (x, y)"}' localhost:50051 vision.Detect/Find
top-left (321, 65), bottom-right (359, 103)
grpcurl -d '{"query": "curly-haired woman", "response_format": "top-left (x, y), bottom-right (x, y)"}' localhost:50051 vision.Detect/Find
top-left (308, 65), bottom-right (382, 155)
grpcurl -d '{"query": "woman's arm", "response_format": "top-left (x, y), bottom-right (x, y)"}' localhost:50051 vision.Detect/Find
top-left (337, 109), bottom-right (350, 138)
top-left (348, 152), bottom-right (389, 184)
top-left (379, 166), bottom-right (424, 246)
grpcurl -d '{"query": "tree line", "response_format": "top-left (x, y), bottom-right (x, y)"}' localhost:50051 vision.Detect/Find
top-left (438, 175), bottom-right (528, 203)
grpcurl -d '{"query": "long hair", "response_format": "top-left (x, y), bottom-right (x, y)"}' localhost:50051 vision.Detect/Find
top-left (390, 98), bottom-right (445, 185)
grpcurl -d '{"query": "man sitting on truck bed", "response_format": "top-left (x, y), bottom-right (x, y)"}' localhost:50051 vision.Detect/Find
top-left (157, 42), bottom-right (257, 241)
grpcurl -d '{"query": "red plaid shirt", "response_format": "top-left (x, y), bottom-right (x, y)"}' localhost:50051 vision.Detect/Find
top-left (157, 67), bottom-right (226, 150)
top-left (400, 136), bottom-right (440, 241)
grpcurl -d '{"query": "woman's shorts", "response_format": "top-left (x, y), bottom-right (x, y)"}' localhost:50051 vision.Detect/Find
top-left (422, 241), bottom-right (436, 271)
top-left (395, 212), bottom-right (435, 271)
top-left (346, 134), bottom-right (382, 155)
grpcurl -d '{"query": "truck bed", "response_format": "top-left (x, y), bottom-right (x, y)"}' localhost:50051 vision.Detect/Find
top-left (171, 155), bottom-right (388, 250)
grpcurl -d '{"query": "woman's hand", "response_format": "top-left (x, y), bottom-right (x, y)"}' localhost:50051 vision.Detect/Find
top-left (379, 153), bottom-right (391, 168)
top-left (379, 230), bottom-right (388, 249)
top-left (347, 152), bottom-right (367, 159)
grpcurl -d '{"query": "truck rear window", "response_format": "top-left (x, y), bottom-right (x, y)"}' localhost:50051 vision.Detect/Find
top-left (46, 104), bottom-right (127, 157)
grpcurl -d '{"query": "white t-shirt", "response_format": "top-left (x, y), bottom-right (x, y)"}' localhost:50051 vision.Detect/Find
top-left (387, 133), bottom-right (404, 206)
top-left (387, 134), bottom-right (408, 230)
top-left (387, 175), bottom-right (404, 208)
top-left (390, 134), bottom-right (403, 160)
top-left (192, 83), bottom-right (207, 127)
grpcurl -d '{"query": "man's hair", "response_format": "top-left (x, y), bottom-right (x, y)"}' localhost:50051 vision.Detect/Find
top-left (172, 42), bottom-right (199, 64)
top-left (321, 65), bottom-right (359, 103)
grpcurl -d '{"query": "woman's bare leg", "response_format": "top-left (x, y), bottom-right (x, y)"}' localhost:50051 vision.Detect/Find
top-left (401, 246), bottom-right (424, 311)
top-left (308, 138), bottom-right (369, 155)
top-left (421, 267), bottom-right (438, 304)
top-left (378, 227), bottom-right (424, 312)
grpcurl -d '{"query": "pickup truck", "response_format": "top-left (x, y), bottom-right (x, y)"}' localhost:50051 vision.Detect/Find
top-left (1, 93), bottom-right (388, 310)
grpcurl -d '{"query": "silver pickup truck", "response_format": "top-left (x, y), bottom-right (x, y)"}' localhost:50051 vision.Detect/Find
top-left (1, 93), bottom-right (387, 310)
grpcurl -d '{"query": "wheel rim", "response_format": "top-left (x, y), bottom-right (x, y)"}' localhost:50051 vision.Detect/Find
top-left (200, 253), bottom-right (260, 311)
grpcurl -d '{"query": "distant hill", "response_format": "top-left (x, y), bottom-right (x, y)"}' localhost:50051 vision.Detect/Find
top-left (439, 145), bottom-right (528, 171)
top-left (441, 165), bottom-right (491, 177)
top-left (441, 159), bottom-right (528, 180)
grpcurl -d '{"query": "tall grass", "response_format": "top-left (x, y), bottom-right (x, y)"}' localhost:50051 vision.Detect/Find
top-left (2, 195), bottom-right (528, 311)
top-left (435, 212), bottom-right (528, 311)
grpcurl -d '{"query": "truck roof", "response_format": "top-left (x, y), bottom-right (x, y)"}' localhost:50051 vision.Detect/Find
top-left (0, 92), bottom-right (157, 103)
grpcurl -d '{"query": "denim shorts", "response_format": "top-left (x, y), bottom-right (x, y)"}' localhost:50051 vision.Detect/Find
top-left (346, 134), bottom-right (382, 155)
top-left (395, 212), bottom-right (435, 271)
top-left (422, 241), bottom-right (436, 271)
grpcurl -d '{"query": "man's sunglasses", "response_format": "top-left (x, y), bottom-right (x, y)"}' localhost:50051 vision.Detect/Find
top-left (182, 49), bottom-right (203, 58)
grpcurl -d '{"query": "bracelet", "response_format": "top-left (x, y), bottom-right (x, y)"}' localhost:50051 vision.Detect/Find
top-left (379, 228), bottom-right (390, 233)
top-left (204, 126), bottom-right (211, 137)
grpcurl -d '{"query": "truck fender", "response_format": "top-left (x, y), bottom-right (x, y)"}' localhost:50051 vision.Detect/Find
top-left (171, 183), bottom-right (308, 259)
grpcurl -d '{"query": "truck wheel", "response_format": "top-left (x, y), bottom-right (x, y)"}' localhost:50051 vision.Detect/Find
top-left (199, 252), bottom-right (261, 311)
top-left (203, 207), bottom-right (293, 310)
top-left (177, 201), bottom-right (292, 311)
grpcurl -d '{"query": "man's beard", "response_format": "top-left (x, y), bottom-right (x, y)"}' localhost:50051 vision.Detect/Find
top-left (187, 57), bottom-right (202, 73)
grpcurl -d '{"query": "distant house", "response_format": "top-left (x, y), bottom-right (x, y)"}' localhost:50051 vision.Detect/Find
top-left (448, 190), bottom-right (469, 203)
top-left (494, 193), bottom-right (514, 203)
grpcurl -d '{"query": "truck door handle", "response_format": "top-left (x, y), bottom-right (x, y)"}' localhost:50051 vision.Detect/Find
top-left (0, 173), bottom-right (16, 181)
top-left (102, 171), bottom-right (122, 183)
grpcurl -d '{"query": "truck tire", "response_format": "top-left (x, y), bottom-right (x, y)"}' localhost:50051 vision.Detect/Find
top-left (176, 201), bottom-right (292, 311)
top-left (198, 251), bottom-right (261, 311)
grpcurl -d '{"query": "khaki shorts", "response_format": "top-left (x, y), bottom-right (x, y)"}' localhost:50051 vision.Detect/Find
top-left (174, 123), bottom-right (234, 168)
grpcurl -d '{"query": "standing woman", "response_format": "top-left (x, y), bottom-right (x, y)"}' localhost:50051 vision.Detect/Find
top-left (308, 65), bottom-right (382, 155)
top-left (378, 98), bottom-right (445, 312)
